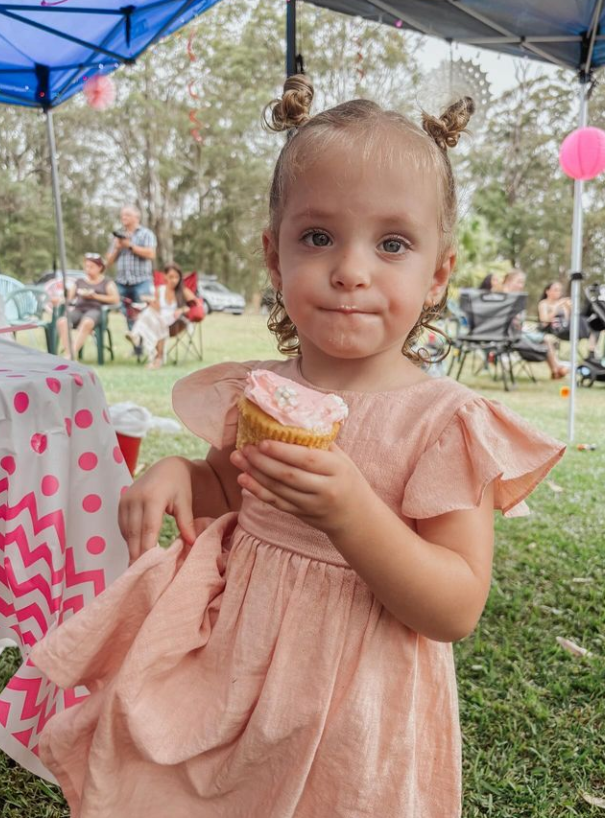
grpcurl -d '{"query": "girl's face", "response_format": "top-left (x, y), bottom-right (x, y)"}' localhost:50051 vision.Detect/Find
top-left (84, 259), bottom-right (102, 278)
top-left (264, 140), bottom-right (454, 380)
top-left (547, 282), bottom-right (562, 300)
top-left (166, 269), bottom-right (181, 289)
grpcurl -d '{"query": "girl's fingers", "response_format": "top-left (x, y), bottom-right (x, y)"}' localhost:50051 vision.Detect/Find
top-left (139, 502), bottom-right (164, 556)
top-left (239, 462), bottom-right (316, 504)
top-left (255, 440), bottom-right (338, 474)
top-left (236, 448), bottom-right (320, 492)
top-left (123, 503), bottom-right (144, 563)
top-left (173, 499), bottom-right (197, 545)
top-left (237, 472), bottom-right (301, 515)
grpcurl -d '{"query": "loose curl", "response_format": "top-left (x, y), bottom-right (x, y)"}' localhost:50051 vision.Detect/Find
top-left (263, 76), bottom-right (474, 362)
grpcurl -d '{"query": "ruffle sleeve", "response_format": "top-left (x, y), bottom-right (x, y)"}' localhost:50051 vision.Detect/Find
top-left (172, 361), bottom-right (262, 449)
top-left (401, 398), bottom-right (565, 519)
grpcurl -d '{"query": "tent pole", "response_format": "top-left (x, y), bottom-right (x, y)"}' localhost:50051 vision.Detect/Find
top-left (286, 0), bottom-right (296, 77)
top-left (45, 108), bottom-right (73, 359)
top-left (567, 81), bottom-right (589, 442)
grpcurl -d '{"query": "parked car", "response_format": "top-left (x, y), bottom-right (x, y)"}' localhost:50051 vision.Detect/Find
top-left (197, 276), bottom-right (245, 315)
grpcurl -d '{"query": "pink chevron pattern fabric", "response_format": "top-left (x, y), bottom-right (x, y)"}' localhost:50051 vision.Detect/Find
top-left (0, 340), bottom-right (129, 781)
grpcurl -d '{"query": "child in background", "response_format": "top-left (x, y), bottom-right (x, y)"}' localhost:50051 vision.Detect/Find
top-left (32, 76), bottom-right (564, 818)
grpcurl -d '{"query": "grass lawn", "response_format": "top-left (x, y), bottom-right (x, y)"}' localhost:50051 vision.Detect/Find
top-left (1, 313), bottom-right (604, 816)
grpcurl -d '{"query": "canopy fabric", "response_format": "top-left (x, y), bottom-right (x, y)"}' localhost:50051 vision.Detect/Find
top-left (0, 0), bottom-right (222, 109)
top-left (305, 0), bottom-right (605, 74)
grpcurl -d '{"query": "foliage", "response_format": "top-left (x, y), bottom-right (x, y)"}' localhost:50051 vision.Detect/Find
top-left (0, 0), bottom-right (419, 298)
top-left (460, 64), bottom-right (605, 304)
top-left (454, 212), bottom-right (503, 289)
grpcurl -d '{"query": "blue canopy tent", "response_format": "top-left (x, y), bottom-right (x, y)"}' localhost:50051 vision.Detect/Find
top-left (290, 0), bottom-right (605, 439)
top-left (0, 0), bottom-right (222, 354)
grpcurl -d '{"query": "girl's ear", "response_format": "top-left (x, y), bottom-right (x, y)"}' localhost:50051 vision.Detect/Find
top-left (262, 229), bottom-right (282, 291)
top-left (427, 251), bottom-right (456, 303)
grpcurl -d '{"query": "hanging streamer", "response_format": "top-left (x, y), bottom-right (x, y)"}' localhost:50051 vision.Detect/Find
top-left (353, 35), bottom-right (365, 82)
top-left (186, 30), bottom-right (203, 144)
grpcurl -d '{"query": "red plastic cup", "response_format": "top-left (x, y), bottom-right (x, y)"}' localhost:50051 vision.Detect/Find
top-left (116, 432), bottom-right (142, 476)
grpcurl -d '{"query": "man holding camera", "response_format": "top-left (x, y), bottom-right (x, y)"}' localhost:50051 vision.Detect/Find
top-left (106, 205), bottom-right (157, 351)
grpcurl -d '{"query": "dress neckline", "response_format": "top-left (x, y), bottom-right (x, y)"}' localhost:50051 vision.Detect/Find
top-left (289, 357), bottom-right (438, 397)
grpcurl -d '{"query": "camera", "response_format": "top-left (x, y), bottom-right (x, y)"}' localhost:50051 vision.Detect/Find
top-left (112, 229), bottom-right (128, 240)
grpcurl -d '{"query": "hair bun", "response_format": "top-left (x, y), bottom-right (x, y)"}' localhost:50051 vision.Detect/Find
top-left (422, 96), bottom-right (475, 151)
top-left (264, 74), bottom-right (314, 133)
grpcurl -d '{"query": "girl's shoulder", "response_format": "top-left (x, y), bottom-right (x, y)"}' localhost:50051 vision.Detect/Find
top-left (400, 377), bottom-right (566, 519)
top-left (172, 358), bottom-right (293, 447)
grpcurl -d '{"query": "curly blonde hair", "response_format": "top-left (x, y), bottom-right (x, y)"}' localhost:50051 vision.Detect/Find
top-left (263, 75), bottom-right (474, 361)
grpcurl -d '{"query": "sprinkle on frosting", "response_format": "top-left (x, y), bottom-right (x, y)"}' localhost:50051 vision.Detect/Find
top-left (244, 370), bottom-right (348, 434)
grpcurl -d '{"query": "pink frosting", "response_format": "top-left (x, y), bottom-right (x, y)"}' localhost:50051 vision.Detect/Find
top-left (244, 370), bottom-right (348, 434)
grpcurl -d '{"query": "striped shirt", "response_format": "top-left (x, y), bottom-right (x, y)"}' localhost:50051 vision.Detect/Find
top-left (114, 226), bottom-right (157, 285)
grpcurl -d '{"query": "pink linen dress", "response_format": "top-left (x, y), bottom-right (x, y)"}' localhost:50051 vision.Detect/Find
top-left (31, 358), bottom-right (565, 818)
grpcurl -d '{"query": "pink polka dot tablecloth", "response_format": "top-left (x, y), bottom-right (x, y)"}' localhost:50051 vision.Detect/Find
top-left (0, 340), bottom-right (129, 781)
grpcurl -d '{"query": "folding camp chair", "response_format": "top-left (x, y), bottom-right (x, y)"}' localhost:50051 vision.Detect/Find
top-left (448, 289), bottom-right (527, 391)
top-left (165, 312), bottom-right (204, 364)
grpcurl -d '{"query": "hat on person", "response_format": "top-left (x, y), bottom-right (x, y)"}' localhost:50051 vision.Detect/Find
top-left (85, 253), bottom-right (106, 271)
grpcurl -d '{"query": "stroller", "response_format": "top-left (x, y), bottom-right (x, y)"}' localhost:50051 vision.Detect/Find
top-left (577, 284), bottom-right (605, 387)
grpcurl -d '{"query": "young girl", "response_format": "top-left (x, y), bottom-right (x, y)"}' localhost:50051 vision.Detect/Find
top-left (31, 76), bottom-right (564, 817)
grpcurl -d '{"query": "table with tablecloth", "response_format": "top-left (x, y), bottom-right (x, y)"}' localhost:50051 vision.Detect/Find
top-left (0, 338), bottom-right (129, 780)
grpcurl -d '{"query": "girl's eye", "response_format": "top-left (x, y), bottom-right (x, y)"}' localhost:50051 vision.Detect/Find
top-left (302, 231), bottom-right (331, 248)
top-left (380, 237), bottom-right (408, 255)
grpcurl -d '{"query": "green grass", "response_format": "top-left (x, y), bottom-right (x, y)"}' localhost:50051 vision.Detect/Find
top-left (2, 314), bottom-right (605, 816)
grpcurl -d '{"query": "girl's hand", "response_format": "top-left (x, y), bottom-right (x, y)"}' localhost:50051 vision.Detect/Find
top-left (230, 441), bottom-right (373, 537)
top-left (118, 456), bottom-right (198, 563)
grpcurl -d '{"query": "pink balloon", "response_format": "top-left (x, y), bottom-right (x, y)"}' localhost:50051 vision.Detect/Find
top-left (559, 127), bottom-right (605, 180)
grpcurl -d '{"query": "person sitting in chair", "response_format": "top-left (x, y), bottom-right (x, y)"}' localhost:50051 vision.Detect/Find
top-left (126, 263), bottom-right (197, 370)
top-left (502, 269), bottom-right (569, 380)
top-left (478, 272), bottom-right (504, 292)
top-left (538, 280), bottom-right (598, 359)
top-left (55, 254), bottom-right (119, 360)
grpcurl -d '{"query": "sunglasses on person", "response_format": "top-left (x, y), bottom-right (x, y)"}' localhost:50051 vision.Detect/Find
top-left (84, 253), bottom-right (105, 268)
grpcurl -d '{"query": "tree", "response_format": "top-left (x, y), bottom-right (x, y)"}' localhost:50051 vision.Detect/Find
top-left (462, 65), bottom-right (597, 302)
top-left (0, 0), bottom-right (420, 293)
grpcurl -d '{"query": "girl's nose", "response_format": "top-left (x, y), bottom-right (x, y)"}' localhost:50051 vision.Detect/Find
top-left (330, 250), bottom-right (371, 289)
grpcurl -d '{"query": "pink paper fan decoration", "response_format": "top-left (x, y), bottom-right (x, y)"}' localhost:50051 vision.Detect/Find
top-left (559, 127), bottom-right (605, 181)
top-left (83, 75), bottom-right (116, 110)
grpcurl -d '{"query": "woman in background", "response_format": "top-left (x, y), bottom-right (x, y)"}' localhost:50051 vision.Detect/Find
top-left (126, 263), bottom-right (197, 369)
top-left (56, 253), bottom-right (119, 360)
top-left (478, 273), bottom-right (503, 292)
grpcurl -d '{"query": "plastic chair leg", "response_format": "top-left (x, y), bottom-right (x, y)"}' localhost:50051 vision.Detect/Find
top-left (94, 324), bottom-right (104, 365)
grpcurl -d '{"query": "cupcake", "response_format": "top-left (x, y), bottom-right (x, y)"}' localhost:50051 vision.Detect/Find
top-left (236, 369), bottom-right (348, 450)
